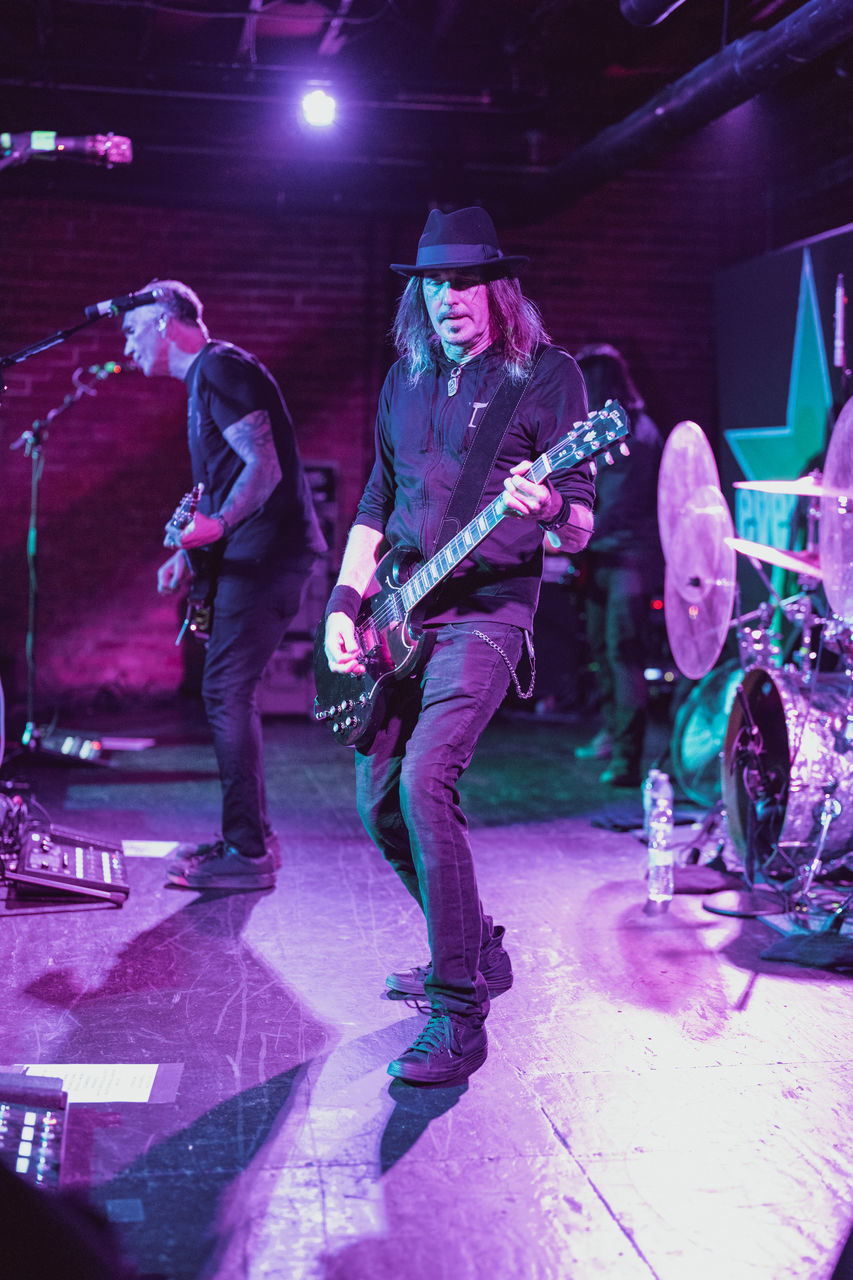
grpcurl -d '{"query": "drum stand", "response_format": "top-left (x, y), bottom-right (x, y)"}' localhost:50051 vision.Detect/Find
top-left (790, 790), bottom-right (844, 901)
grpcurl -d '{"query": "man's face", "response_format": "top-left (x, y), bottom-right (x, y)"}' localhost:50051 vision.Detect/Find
top-left (122, 306), bottom-right (168, 376)
top-left (422, 271), bottom-right (492, 358)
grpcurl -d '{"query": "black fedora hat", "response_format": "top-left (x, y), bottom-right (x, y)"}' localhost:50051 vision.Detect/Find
top-left (390, 206), bottom-right (528, 277)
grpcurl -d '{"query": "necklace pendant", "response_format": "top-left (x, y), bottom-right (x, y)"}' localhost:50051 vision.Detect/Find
top-left (447, 367), bottom-right (460, 397)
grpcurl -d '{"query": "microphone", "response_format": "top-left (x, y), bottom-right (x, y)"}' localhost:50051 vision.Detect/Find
top-left (84, 289), bottom-right (163, 321)
top-left (834, 274), bottom-right (846, 370)
top-left (0, 131), bottom-right (132, 167)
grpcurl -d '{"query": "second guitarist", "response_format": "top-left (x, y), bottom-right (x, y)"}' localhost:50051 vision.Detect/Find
top-left (122, 279), bottom-right (326, 892)
top-left (322, 207), bottom-right (595, 1087)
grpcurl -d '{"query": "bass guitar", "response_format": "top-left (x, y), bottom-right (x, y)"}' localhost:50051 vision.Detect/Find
top-left (168, 483), bottom-right (222, 646)
top-left (313, 399), bottom-right (629, 746)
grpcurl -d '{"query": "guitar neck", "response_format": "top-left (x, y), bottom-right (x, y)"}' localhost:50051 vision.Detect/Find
top-left (400, 452), bottom-right (552, 613)
top-left (396, 400), bottom-right (628, 613)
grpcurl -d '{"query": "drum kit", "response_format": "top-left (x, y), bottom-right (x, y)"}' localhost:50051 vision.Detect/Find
top-left (661, 401), bottom-right (853, 904)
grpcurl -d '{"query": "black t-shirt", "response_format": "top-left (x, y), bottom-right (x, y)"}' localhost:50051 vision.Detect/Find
top-left (184, 341), bottom-right (326, 565)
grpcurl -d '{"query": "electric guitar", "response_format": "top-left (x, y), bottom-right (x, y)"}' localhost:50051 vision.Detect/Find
top-left (167, 483), bottom-right (222, 646)
top-left (313, 399), bottom-right (630, 746)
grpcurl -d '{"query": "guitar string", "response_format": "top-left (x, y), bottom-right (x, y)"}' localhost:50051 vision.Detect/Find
top-left (356, 421), bottom-right (619, 639)
top-left (355, 413), bottom-right (623, 636)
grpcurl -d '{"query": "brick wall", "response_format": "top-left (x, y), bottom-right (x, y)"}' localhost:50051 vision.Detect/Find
top-left (0, 147), bottom-right (742, 718)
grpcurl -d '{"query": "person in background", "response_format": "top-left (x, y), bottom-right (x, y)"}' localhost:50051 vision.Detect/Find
top-left (122, 280), bottom-right (326, 890)
top-left (573, 343), bottom-right (664, 787)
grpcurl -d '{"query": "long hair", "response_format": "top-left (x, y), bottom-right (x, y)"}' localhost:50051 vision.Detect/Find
top-left (392, 275), bottom-right (551, 384)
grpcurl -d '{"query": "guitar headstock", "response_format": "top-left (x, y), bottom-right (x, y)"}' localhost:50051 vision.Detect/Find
top-left (170, 482), bottom-right (205, 530)
top-left (545, 399), bottom-right (630, 475)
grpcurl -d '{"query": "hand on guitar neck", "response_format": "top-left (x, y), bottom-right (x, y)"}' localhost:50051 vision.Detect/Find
top-left (159, 483), bottom-right (223, 645)
top-left (164, 486), bottom-right (225, 552)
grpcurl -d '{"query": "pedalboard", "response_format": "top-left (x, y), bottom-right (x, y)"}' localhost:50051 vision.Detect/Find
top-left (5, 825), bottom-right (129, 905)
top-left (0, 1073), bottom-right (68, 1190)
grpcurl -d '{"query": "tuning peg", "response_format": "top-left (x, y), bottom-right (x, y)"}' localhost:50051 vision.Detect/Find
top-left (619, 442), bottom-right (630, 456)
top-left (589, 459), bottom-right (597, 477)
top-left (603, 450), bottom-right (614, 466)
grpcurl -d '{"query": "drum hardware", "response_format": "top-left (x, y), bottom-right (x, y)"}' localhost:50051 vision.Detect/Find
top-left (734, 601), bottom-right (782, 672)
top-left (791, 791), bottom-right (844, 902)
top-left (722, 665), bottom-right (853, 889)
top-left (824, 887), bottom-right (853, 933)
top-left (822, 614), bottom-right (853, 676)
top-left (729, 682), bottom-right (786, 886)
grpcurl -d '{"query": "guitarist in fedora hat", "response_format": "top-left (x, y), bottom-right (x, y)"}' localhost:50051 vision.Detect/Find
top-left (322, 207), bottom-right (596, 1085)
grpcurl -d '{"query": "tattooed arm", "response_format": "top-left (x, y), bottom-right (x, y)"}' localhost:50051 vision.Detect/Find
top-left (177, 409), bottom-right (282, 549)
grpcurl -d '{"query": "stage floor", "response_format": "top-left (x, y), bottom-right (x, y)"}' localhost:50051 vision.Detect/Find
top-left (1, 701), bottom-right (852, 1280)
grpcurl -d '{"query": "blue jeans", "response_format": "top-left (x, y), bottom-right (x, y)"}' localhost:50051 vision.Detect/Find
top-left (203, 559), bottom-right (313, 857)
top-left (355, 621), bottom-right (523, 1018)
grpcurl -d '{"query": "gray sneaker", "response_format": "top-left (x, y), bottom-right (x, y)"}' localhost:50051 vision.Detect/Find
top-left (166, 841), bottom-right (276, 890)
top-left (388, 1011), bottom-right (488, 1085)
top-left (169, 833), bottom-right (282, 872)
top-left (386, 926), bottom-right (513, 998)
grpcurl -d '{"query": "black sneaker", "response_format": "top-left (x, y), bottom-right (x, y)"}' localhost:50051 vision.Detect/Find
top-left (387, 1011), bottom-right (488, 1085)
top-left (169, 834), bottom-right (282, 872)
top-left (574, 730), bottom-right (613, 761)
top-left (385, 925), bottom-right (513, 998)
top-left (600, 764), bottom-right (641, 788)
top-left (165, 841), bottom-right (276, 890)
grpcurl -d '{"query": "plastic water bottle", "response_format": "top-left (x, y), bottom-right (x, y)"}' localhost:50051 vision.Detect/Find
top-left (642, 767), bottom-right (662, 843)
top-left (645, 770), bottom-right (674, 912)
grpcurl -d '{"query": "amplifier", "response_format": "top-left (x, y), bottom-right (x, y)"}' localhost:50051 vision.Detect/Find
top-left (5, 826), bottom-right (129, 905)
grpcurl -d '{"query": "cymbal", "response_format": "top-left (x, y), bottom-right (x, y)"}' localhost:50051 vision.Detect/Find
top-left (727, 536), bottom-right (824, 580)
top-left (658, 420), bottom-right (720, 563)
top-left (733, 474), bottom-right (825, 497)
top-left (664, 483), bottom-right (736, 680)
top-left (819, 397), bottom-right (853, 623)
top-left (733, 473), bottom-right (853, 501)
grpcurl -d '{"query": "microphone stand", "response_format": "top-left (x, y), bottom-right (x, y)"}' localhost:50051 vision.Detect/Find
top-left (2, 313), bottom-right (120, 762)
top-left (0, 313), bottom-right (104, 377)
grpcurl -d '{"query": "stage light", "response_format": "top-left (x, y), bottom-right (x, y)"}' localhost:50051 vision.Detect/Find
top-left (301, 89), bottom-right (336, 127)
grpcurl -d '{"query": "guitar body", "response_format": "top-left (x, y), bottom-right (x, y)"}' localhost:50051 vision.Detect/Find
top-left (168, 484), bottom-right (223, 646)
top-left (181, 546), bottom-right (220, 644)
top-left (313, 545), bottom-right (435, 747)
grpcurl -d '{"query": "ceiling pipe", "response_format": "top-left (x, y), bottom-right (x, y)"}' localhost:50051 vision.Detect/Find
top-left (541, 0), bottom-right (853, 206)
top-left (620, 0), bottom-right (690, 24)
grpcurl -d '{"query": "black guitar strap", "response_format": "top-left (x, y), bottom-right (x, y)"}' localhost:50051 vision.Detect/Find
top-left (433, 343), bottom-right (553, 554)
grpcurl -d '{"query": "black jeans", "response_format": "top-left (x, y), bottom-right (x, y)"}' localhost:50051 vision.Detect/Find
top-left (355, 621), bottom-right (523, 1019)
top-left (202, 559), bottom-right (313, 857)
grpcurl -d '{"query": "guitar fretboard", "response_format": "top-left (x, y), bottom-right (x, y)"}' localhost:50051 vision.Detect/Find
top-left (398, 411), bottom-right (622, 614)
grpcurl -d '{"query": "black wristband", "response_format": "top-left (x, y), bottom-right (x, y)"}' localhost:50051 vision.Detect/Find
top-left (212, 511), bottom-right (231, 538)
top-left (538, 494), bottom-right (571, 532)
top-left (325, 584), bottom-right (362, 622)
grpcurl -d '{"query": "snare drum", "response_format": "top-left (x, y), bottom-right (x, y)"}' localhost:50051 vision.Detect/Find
top-left (722, 666), bottom-right (853, 860)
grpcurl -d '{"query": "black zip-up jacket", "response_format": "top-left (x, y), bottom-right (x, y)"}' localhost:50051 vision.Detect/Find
top-left (354, 343), bottom-right (595, 629)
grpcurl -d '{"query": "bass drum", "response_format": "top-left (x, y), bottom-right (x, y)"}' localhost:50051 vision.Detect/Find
top-left (670, 659), bottom-right (743, 808)
top-left (722, 666), bottom-right (853, 861)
